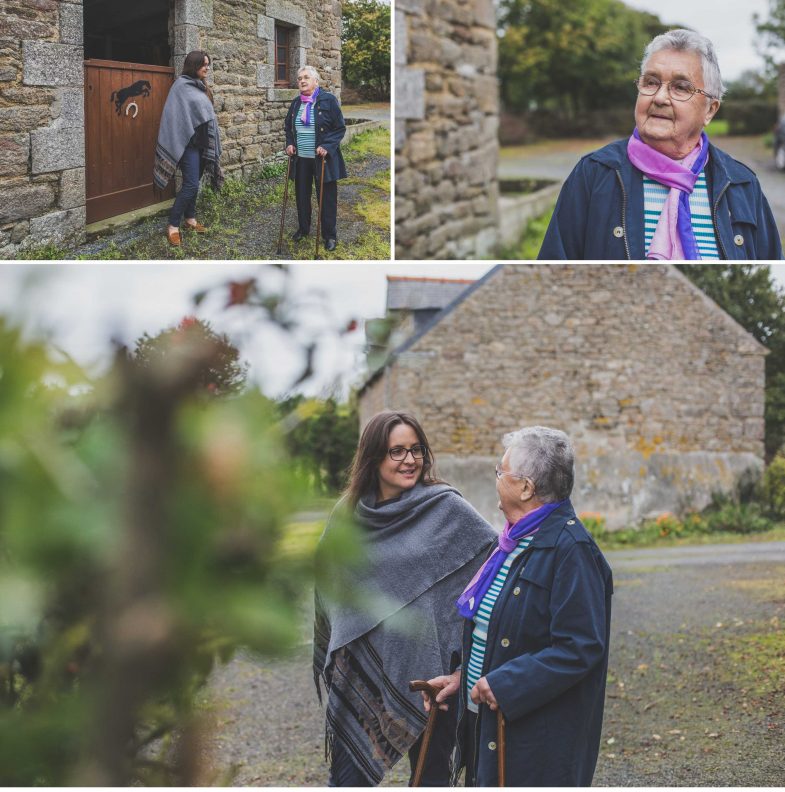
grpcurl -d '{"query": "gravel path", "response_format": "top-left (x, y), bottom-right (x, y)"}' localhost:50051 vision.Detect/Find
top-left (201, 542), bottom-right (785, 786)
top-left (66, 139), bottom-right (389, 261)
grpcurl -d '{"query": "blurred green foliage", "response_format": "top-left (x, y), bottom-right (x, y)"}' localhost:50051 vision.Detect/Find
top-left (341, 0), bottom-right (390, 100)
top-left (762, 453), bottom-right (785, 517)
top-left (278, 396), bottom-right (359, 495)
top-left (0, 278), bottom-right (357, 785)
top-left (755, 0), bottom-right (785, 77)
top-left (678, 265), bottom-right (785, 460)
top-left (498, 0), bottom-right (669, 119)
top-left (586, 493), bottom-right (780, 550)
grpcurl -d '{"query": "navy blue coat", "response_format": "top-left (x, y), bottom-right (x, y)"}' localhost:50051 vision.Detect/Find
top-left (538, 138), bottom-right (783, 260)
top-left (284, 90), bottom-right (347, 183)
top-left (454, 501), bottom-right (613, 786)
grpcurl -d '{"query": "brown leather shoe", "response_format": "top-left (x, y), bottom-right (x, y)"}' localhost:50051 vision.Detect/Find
top-left (185, 221), bottom-right (207, 233)
top-left (167, 228), bottom-right (181, 246)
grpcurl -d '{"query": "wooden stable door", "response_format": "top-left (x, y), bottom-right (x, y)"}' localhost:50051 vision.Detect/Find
top-left (84, 60), bottom-right (175, 223)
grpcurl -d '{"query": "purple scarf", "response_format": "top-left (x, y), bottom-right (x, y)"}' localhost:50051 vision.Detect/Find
top-left (299, 87), bottom-right (319, 126)
top-left (627, 128), bottom-right (709, 260)
top-left (456, 500), bottom-right (566, 619)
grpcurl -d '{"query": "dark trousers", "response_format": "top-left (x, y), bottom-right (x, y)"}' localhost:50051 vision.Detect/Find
top-left (461, 710), bottom-right (478, 787)
top-left (295, 156), bottom-right (338, 240)
top-left (169, 144), bottom-right (203, 226)
top-left (328, 707), bottom-right (457, 787)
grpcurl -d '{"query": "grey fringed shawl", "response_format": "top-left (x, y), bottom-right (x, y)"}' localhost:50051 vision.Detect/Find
top-left (154, 75), bottom-right (223, 190)
top-left (313, 483), bottom-right (496, 784)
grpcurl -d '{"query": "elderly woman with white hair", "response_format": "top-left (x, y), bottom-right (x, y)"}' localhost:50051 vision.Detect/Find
top-left (423, 427), bottom-right (613, 786)
top-left (284, 65), bottom-right (347, 252)
top-left (539, 29), bottom-right (782, 260)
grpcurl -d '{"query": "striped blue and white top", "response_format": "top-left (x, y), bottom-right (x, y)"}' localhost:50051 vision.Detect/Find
top-left (294, 105), bottom-right (316, 159)
top-left (643, 173), bottom-right (719, 259)
top-left (466, 535), bottom-right (534, 713)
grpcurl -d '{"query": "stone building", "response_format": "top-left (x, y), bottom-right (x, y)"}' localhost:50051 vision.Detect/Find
top-left (395, 0), bottom-right (499, 259)
top-left (359, 265), bottom-right (767, 529)
top-left (0, 0), bottom-right (341, 257)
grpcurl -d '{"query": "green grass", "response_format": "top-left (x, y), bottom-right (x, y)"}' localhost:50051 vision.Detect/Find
top-left (344, 166), bottom-right (391, 231)
top-left (343, 127), bottom-right (389, 160)
top-left (496, 206), bottom-right (554, 259)
top-left (288, 229), bottom-right (389, 260)
top-left (15, 243), bottom-right (70, 260)
top-left (355, 192), bottom-right (390, 229)
top-left (705, 118), bottom-right (729, 137)
top-left (596, 524), bottom-right (785, 551)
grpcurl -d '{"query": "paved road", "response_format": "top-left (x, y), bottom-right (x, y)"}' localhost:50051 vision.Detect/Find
top-left (203, 539), bottom-right (785, 786)
top-left (343, 102), bottom-right (390, 126)
top-left (499, 134), bottom-right (785, 240)
top-left (608, 539), bottom-right (785, 569)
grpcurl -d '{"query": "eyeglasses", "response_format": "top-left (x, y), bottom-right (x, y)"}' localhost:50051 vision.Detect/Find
top-left (388, 444), bottom-right (427, 461)
top-left (635, 75), bottom-right (716, 102)
top-left (495, 464), bottom-right (524, 480)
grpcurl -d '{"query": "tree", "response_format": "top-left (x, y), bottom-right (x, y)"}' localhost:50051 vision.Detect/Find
top-left (678, 264), bottom-right (785, 459)
top-left (0, 280), bottom-right (356, 785)
top-left (498, 0), bottom-right (670, 117)
top-left (341, 0), bottom-right (391, 100)
top-left (725, 69), bottom-right (778, 101)
top-left (131, 316), bottom-right (248, 397)
top-left (755, 0), bottom-right (785, 76)
top-left (278, 395), bottom-right (359, 494)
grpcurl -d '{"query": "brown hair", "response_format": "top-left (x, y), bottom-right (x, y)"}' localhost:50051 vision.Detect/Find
top-left (344, 410), bottom-right (443, 508)
top-left (182, 50), bottom-right (213, 104)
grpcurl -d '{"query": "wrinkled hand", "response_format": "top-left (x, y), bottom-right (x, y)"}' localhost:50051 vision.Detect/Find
top-left (422, 670), bottom-right (460, 712)
top-left (316, 146), bottom-right (328, 158)
top-left (286, 145), bottom-right (296, 156)
top-left (470, 676), bottom-right (498, 711)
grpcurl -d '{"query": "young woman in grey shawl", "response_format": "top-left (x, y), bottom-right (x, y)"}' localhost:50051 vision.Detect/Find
top-left (154, 50), bottom-right (223, 247)
top-left (314, 411), bottom-right (496, 786)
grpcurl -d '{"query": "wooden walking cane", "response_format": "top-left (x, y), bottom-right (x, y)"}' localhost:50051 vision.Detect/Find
top-left (314, 152), bottom-right (327, 259)
top-left (275, 155), bottom-right (292, 256)
top-left (496, 709), bottom-right (506, 787)
top-left (408, 680), bottom-right (440, 787)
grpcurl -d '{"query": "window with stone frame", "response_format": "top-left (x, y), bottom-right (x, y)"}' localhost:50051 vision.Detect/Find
top-left (274, 23), bottom-right (292, 86)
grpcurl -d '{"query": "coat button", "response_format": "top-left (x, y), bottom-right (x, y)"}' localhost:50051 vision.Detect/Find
top-left (734, 234), bottom-right (744, 246)
top-left (613, 226), bottom-right (624, 238)
top-left (567, 519), bottom-right (575, 525)
top-left (488, 741), bottom-right (497, 751)
top-left (501, 638), bottom-right (510, 647)
top-left (513, 586), bottom-right (521, 596)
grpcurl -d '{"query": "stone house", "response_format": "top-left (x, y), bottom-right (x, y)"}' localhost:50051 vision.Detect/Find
top-left (359, 265), bottom-right (767, 529)
top-left (0, 0), bottom-right (341, 257)
top-left (395, 0), bottom-right (499, 259)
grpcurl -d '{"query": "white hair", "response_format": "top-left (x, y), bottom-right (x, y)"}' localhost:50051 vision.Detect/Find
top-left (642, 29), bottom-right (725, 101)
top-left (502, 426), bottom-right (574, 503)
top-left (298, 65), bottom-right (320, 84)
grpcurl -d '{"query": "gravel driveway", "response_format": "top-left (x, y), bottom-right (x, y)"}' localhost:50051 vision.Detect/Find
top-left (201, 541), bottom-right (785, 786)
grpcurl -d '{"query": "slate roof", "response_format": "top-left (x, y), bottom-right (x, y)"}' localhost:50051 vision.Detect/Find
top-left (386, 276), bottom-right (477, 312)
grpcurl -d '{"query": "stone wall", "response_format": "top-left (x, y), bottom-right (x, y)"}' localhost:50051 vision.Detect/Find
top-left (359, 265), bottom-right (767, 529)
top-left (0, 0), bottom-right (86, 257)
top-left (0, 0), bottom-right (341, 257)
top-left (192, 0), bottom-right (342, 180)
top-left (395, 0), bottom-right (499, 259)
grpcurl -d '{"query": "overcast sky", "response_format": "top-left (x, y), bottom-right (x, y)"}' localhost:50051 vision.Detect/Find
top-left (0, 263), bottom-right (491, 398)
top-left (623, 0), bottom-right (775, 81)
top-left (1, 263), bottom-right (783, 400)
